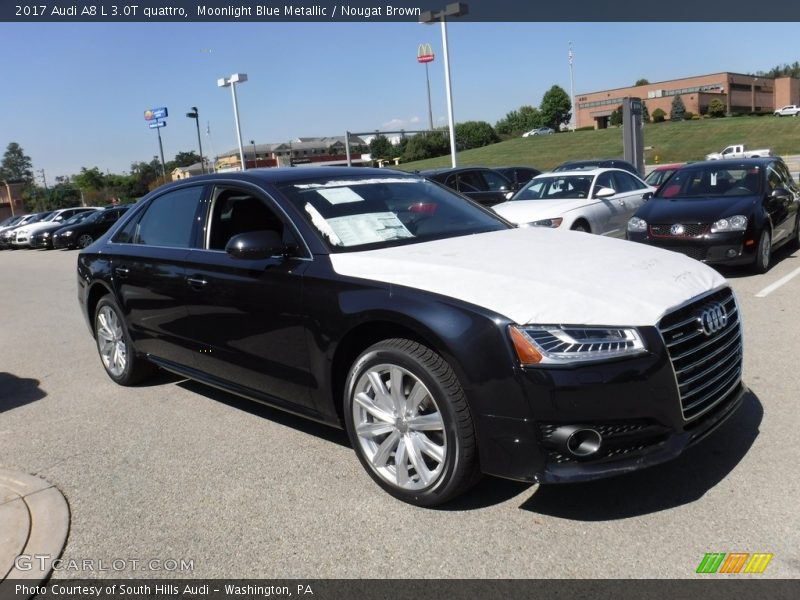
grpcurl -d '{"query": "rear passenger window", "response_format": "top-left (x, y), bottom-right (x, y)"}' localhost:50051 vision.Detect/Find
top-left (612, 172), bottom-right (643, 193)
top-left (132, 187), bottom-right (204, 248)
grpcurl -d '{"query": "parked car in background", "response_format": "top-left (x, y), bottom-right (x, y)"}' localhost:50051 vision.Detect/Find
top-left (645, 163), bottom-right (685, 188)
top-left (495, 166), bottom-right (542, 190)
top-left (627, 158), bottom-right (800, 273)
top-left (53, 205), bottom-right (131, 249)
top-left (0, 211), bottom-right (54, 249)
top-left (774, 104), bottom-right (800, 116)
top-left (705, 144), bottom-right (772, 160)
top-left (0, 214), bottom-right (28, 236)
top-left (78, 167), bottom-right (745, 506)
top-left (493, 168), bottom-right (655, 236)
top-left (29, 209), bottom-right (102, 249)
top-left (522, 127), bottom-right (554, 137)
top-left (553, 158), bottom-right (640, 176)
top-left (11, 207), bottom-right (98, 248)
top-left (419, 166), bottom-right (517, 207)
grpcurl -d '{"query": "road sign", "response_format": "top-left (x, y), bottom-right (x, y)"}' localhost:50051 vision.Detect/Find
top-left (144, 107), bottom-right (168, 121)
top-left (148, 121), bottom-right (167, 129)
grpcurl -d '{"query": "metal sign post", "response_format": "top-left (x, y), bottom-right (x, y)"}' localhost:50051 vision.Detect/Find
top-left (145, 107), bottom-right (169, 179)
top-left (622, 97), bottom-right (644, 176)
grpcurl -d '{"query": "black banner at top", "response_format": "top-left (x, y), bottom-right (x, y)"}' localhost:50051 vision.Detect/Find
top-left (2, 0), bottom-right (800, 22)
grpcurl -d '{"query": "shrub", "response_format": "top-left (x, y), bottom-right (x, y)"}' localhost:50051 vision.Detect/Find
top-left (707, 98), bottom-right (726, 118)
top-left (683, 111), bottom-right (694, 120)
top-left (652, 108), bottom-right (666, 123)
top-left (670, 95), bottom-right (686, 121)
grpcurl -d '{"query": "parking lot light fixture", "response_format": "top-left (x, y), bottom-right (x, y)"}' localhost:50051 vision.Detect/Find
top-left (420, 2), bottom-right (468, 168)
top-left (217, 73), bottom-right (249, 171)
top-left (186, 106), bottom-right (205, 174)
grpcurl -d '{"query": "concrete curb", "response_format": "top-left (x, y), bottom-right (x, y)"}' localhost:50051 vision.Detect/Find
top-left (0, 469), bottom-right (70, 586)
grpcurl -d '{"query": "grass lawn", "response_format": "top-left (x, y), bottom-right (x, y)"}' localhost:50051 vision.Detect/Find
top-left (398, 115), bottom-right (800, 172)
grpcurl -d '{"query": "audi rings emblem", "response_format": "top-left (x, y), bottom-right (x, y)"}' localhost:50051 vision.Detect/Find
top-left (698, 303), bottom-right (728, 336)
top-left (670, 223), bottom-right (686, 236)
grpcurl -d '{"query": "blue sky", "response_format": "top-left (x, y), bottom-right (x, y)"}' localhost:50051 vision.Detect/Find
top-left (1, 22), bottom-right (797, 180)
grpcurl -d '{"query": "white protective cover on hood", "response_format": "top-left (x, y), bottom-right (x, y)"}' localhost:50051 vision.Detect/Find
top-left (329, 227), bottom-right (726, 326)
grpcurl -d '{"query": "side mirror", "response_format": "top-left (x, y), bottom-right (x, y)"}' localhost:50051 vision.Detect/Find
top-left (770, 187), bottom-right (789, 199)
top-left (595, 186), bottom-right (616, 199)
top-left (225, 230), bottom-right (285, 260)
top-left (643, 191), bottom-right (654, 200)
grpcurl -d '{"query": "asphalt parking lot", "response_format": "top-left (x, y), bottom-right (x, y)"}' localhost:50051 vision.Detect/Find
top-left (0, 245), bottom-right (798, 579)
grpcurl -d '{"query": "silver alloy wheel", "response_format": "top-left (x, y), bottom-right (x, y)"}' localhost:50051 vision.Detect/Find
top-left (352, 364), bottom-right (446, 491)
top-left (96, 306), bottom-right (127, 377)
top-left (78, 234), bottom-right (93, 248)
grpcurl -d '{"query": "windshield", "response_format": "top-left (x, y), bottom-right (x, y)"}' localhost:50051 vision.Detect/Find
top-left (656, 165), bottom-right (762, 199)
top-left (512, 175), bottom-right (594, 201)
top-left (28, 212), bottom-right (54, 224)
top-left (81, 210), bottom-right (105, 224)
top-left (63, 211), bottom-right (96, 226)
top-left (278, 175), bottom-right (508, 252)
top-left (645, 169), bottom-right (676, 187)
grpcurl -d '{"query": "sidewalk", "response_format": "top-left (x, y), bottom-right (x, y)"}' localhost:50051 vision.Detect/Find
top-left (0, 469), bottom-right (69, 583)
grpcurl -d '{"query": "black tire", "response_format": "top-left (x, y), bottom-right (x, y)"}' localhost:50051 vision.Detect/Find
top-left (571, 220), bottom-right (590, 233)
top-left (790, 215), bottom-right (800, 250)
top-left (752, 228), bottom-right (771, 274)
top-left (94, 295), bottom-right (155, 386)
top-left (344, 338), bottom-right (480, 507)
top-left (78, 233), bottom-right (94, 249)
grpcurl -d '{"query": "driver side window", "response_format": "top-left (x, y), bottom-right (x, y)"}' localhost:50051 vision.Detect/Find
top-left (595, 172), bottom-right (615, 194)
top-left (206, 187), bottom-right (286, 251)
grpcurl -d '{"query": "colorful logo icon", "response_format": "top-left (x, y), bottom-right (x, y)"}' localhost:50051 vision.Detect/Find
top-left (144, 110), bottom-right (154, 121)
top-left (697, 552), bottom-right (773, 574)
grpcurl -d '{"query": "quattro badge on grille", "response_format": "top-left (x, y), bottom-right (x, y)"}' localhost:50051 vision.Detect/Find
top-left (698, 303), bottom-right (729, 336)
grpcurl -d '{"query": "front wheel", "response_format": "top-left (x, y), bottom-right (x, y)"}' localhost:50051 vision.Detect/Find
top-left (94, 296), bottom-right (155, 385)
top-left (344, 338), bottom-right (479, 506)
top-left (78, 234), bottom-right (94, 249)
top-left (752, 229), bottom-right (771, 274)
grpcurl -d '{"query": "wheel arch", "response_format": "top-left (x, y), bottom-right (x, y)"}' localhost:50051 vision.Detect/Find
top-left (85, 281), bottom-right (115, 338)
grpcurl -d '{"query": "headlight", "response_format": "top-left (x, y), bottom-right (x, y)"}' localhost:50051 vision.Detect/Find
top-left (42, 232), bottom-right (51, 238)
top-left (627, 216), bottom-right (648, 232)
top-left (509, 325), bottom-right (647, 365)
top-left (711, 215), bottom-right (747, 233)
top-left (527, 218), bottom-right (563, 228)
top-left (63, 230), bottom-right (74, 236)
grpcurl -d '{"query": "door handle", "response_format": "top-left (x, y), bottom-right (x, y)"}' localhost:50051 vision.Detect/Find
top-left (114, 267), bottom-right (129, 278)
top-left (186, 276), bottom-right (208, 289)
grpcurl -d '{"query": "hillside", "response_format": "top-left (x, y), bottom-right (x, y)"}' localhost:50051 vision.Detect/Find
top-left (397, 115), bottom-right (800, 172)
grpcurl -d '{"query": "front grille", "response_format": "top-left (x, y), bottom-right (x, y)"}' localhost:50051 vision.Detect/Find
top-left (665, 246), bottom-right (708, 262)
top-left (650, 223), bottom-right (709, 237)
top-left (658, 288), bottom-right (743, 422)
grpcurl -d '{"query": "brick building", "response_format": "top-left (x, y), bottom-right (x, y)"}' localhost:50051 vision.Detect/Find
top-left (576, 72), bottom-right (800, 129)
top-left (0, 181), bottom-right (25, 220)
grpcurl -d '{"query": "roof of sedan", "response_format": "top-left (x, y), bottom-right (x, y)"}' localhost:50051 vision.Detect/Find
top-left (679, 157), bottom-right (775, 168)
top-left (173, 166), bottom-right (423, 186)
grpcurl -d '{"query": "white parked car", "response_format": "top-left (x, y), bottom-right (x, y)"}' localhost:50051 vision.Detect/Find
top-left (522, 127), bottom-right (555, 137)
top-left (12, 207), bottom-right (97, 247)
top-left (492, 168), bottom-right (655, 237)
top-left (774, 105), bottom-right (800, 116)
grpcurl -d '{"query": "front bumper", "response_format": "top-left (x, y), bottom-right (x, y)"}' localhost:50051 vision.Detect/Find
top-left (473, 307), bottom-right (745, 485)
top-left (626, 230), bottom-right (757, 266)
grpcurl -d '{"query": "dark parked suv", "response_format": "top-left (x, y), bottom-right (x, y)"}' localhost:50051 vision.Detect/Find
top-left (78, 168), bottom-right (745, 506)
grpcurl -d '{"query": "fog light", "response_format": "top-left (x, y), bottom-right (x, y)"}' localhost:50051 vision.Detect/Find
top-left (726, 248), bottom-right (738, 257)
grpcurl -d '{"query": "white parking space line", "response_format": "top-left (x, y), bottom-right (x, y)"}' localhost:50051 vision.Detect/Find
top-left (755, 266), bottom-right (800, 297)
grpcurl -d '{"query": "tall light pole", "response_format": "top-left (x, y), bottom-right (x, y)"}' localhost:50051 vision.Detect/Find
top-left (568, 42), bottom-right (576, 131)
top-left (217, 73), bottom-right (248, 171)
top-left (420, 3), bottom-right (468, 168)
top-left (186, 107), bottom-right (205, 174)
top-left (250, 139), bottom-right (257, 168)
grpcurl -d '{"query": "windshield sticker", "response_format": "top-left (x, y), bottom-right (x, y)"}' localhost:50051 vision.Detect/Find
top-left (317, 187), bottom-right (365, 205)
top-left (304, 203), bottom-right (343, 246)
top-left (327, 212), bottom-right (413, 247)
top-left (294, 178), bottom-right (418, 189)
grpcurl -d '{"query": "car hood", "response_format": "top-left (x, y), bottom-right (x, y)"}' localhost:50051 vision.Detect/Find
top-left (638, 196), bottom-right (757, 222)
top-left (492, 199), bottom-right (594, 224)
top-left (329, 227), bottom-right (725, 326)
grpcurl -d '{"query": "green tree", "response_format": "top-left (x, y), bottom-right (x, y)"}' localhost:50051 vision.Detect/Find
top-left (609, 106), bottom-right (623, 127)
top-left (0, 142), bottom-right (33, 183)
top-left (540, 85), bottom-right (571, 131)
top-left (634, 78), bottom-right (650, 86)
top-left (46, 183), bottom-right (82, 209)
top-left (652, 108), bottom-right (666, 123)
top-left (402, 131), bottom-right (449, 162)
top-left (454, 121), bottom-right (499, 151)
top-left (670, 95), bottom-right (686, 121)
top-left (369, 134), bottom-right (393, 160)
top-left (168, 151), bottom-right (202, 171)
top-left (641, 101), bottom-right (650, 123)
top-left (73, 166), bottom-right (106, 191)
top-left (707, 98), bottom-right (726, 118)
